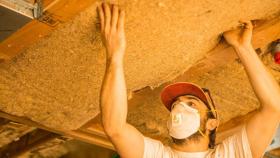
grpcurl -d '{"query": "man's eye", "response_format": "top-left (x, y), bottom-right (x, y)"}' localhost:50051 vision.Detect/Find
top-left (187, 102), bottom-right (195, 107)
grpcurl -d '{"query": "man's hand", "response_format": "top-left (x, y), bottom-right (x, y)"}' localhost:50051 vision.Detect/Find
top-left (97, 3), bottom-right (126, 61)
top-left (98, 3), bottom-right (144, 158)
top-left (223, 21), bottom-right (253, 49)
top-left (223, 20), bottom-right (280, 158)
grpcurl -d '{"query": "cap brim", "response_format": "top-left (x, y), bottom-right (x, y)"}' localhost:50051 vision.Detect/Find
top-left (160, 82), bottom-right (208, 111)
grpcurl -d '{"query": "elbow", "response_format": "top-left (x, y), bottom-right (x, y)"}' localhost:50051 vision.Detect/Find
top-left (101, 115), bottom-right (126, 138)
top-left (261, 102), bottom-right (280, 116)
top-left (103, 122), bottom-right (122, 138)
top-left (270, 100), bottom-right (280, 114)
top-left (275, 106), bottom-right (280, 116)
top-left (274, 107), bottom-right (280, 120)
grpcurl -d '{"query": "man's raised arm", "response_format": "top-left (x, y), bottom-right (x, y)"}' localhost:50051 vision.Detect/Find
top-left (224, 21), bottom-right (280, 158)
top-left (98, 3), bottom-right (144, 158)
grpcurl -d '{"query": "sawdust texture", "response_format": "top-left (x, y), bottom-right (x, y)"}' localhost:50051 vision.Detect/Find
top-left (127, 53), bottom-right (280, 144)
top-left (0, 0), bottom-right (280, 130)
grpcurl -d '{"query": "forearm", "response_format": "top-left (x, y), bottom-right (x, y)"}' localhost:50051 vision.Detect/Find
top-left (235, 45), bottom-right (280, 111)
top-left (100, 57), bottom-right (128, 135)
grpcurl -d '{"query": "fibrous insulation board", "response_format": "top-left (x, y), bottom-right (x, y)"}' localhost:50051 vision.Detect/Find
top-left (0, 0), bottom-right (279, 130)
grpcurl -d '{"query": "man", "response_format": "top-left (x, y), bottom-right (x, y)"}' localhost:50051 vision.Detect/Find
top-left (98, 3), bottom-right (280, 158)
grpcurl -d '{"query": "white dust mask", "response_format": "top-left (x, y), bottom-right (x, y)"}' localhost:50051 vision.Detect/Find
top-left (167, 102), bottom-right (201, 139)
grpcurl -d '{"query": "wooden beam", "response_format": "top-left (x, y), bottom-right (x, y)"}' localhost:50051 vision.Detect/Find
top-left (0, 123), bottom-right (57, 157)
top-left (0, 0), bottom-right (39, 18)
top-left (0, 111), bottom-right (114, 150)
top-left (43, 0), bottom-right (59, 11)
top-left (0, 0), bottom-right (96, 61)
top-left (80, 114), bottom-right (106, 138)
top-left (0, 122), bottom-right (36, 148)
top-left (15, 137), bottom-right (67, 158)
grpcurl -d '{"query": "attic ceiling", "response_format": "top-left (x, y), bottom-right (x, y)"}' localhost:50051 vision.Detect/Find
top-left (0, 0), bottom-right (279, 131)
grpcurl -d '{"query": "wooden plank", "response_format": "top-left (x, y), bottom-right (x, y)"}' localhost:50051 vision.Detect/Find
top-left (43, 0), bottom-right (59, 11)
top-left (0, 125), bottom-right (57, 157)
top-left (80, 114), bottom-right (106, 138)
top-left (0, 20), bottom-right (52, 60)
top-left (0, 0), bottom-right (96, 61)
top-left (0, 122), bottom-right (36, 148)
top-left (0, 111), bottom-right (114, 150)
top-left (16, 137), bottom-right (67, 158)
top-left (0, 0), bottom-right (37, 18)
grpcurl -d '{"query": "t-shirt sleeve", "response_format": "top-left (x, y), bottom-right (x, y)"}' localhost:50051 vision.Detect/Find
top-left (210, 125), bottom-right (253, 158)
top-left (143, 136), bottom-right (172, 158)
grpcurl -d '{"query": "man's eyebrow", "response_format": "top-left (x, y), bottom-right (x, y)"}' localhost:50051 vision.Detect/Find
top-left (185, 96), bottom-right (200, 102)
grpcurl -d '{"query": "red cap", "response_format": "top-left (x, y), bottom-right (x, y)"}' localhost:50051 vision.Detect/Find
top-left (160, 82), bottom-right (208, 111)
top-left (274, 52), bottom-right (280, 65)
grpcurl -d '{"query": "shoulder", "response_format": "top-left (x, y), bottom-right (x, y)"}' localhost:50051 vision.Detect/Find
top-left (207, 126), bottom-right (252, 158)
top-left (143, 137), bottom-right (175, 158)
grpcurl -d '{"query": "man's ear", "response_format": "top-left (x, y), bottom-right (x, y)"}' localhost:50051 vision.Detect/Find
top-left (206, 119), bottom-right (219, 130)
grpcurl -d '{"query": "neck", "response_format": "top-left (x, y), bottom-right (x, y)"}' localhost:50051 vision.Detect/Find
top-left (171, 137), bottom-right (209, 153)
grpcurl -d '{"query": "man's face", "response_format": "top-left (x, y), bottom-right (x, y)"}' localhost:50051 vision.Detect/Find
top-left (171, 95), bottom-right (209, 121)
top-left (170, 94), bottom-right (217, 145)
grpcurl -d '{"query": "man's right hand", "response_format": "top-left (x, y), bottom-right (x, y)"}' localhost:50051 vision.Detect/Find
top-left (223, 21), bottom-right (253, 49)
top-left (97, 3), bottom-right (126, 62)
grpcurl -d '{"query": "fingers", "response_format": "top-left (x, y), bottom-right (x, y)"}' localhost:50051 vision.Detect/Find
top-left (97, 5), bottom-right (104, 32)
top-left (111, 5), bottom-right (119, 29)
top-left (118, 9), bottom-right (125, 31)
top-left (103, 3), bottom-right (111, 32)
top-left (240, 20), bottom-right (253, 39)
top-left (239, 20), bottom-right (253, 30)
top-left (99, 3), bottom-right (124, 32)
top-left (243, 21), bottom-right (253, 30)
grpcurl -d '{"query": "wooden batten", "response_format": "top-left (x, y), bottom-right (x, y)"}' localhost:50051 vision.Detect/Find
top-left (0, 111), bottom-right (114, 150)
top-left (0, 0), bottom-right (96, 61)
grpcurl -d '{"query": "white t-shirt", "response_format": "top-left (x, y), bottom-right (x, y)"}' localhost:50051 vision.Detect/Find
top-left (143, 126), bottom-right (252, 158)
